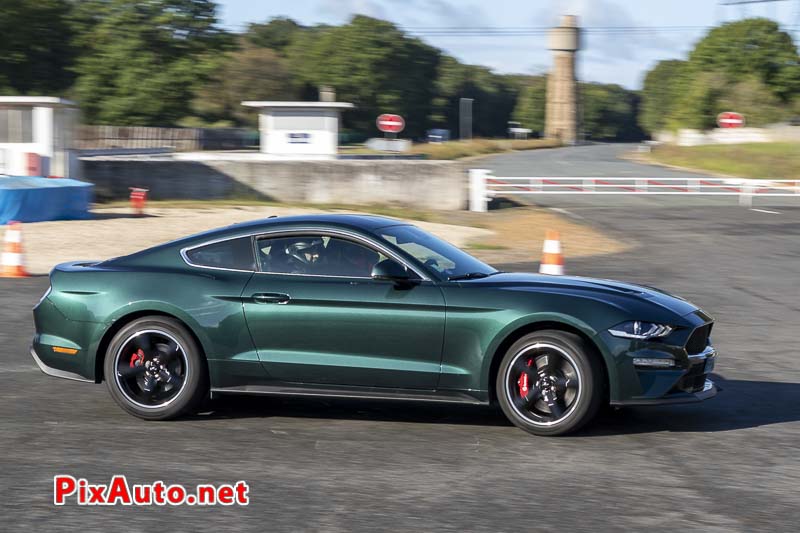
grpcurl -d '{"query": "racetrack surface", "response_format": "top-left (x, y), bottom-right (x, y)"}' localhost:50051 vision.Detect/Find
top-left (3, 147), bottom-right (800, 531)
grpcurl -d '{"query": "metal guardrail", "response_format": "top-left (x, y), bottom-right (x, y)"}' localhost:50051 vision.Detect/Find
top-left (468, 169), bottom-right (800, 211)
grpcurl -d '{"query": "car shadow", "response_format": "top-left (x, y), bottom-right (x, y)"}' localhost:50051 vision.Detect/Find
top-left (579, 375), bottom-right (800, 436)
top-left (188, 375), bottom-right (800, 435)
top-left (191, 394), bottom-right (511, 427)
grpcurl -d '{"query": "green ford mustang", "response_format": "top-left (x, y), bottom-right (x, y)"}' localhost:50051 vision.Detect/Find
top-left (31, 214), bottom-right (717, 436)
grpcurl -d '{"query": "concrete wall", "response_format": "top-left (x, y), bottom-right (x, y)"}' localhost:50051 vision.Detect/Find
top-left (655, 125), bottom-right (800, 146)
top-left (82, 158), bottom-right (467, 210)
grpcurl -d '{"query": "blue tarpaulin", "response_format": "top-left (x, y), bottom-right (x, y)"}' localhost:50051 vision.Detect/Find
top-left (0, 176), bottom-right (93, 225)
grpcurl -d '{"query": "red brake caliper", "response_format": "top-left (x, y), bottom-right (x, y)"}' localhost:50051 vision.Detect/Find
top-left (130, 348), bottom-right (145, 368)
top-left (517, 358), bottom-right (533, 397)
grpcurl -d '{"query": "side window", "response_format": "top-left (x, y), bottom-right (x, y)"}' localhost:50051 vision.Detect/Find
top-left (185, 237), bottom-right (255, 271)
top-left (256, 235), bottom-right (387, 277)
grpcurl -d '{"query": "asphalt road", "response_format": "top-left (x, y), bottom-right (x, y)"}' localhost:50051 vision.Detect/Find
top-left (3, 145), bottom-right (800, 531)
top-left (484, 143), bottom-right (701, 178)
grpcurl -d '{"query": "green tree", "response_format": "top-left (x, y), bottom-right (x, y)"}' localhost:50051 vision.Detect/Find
top-left (717, 76), bottom-right (786, 126)
top-left (639, 60), bottom-right (688, 134)
top-left (286, 15), bottom-right (441, 137)
top-left (689, 18), bottom-right (800, 101)
top-left (73, 0), bottom-right (230, 125)
top-left (430, 56), bottom-right (519, 138)
top-left (190, 42), bottom-right (299, 127)
top-left (580, 83), bottom-right (644, 141)
top-left (244, 17), bottom-right (301, 54)
top-left (512, 76), bottom-right (547, 136)
top-left (0, 0), bottom-right (77, 94)
top-left (641, 18), bottom-right (800, 131)
top-left (667, 72), bottom-right (726, 130)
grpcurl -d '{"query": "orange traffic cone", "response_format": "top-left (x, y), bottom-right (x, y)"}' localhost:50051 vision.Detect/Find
top-left (2, 221), bottom-right (30, 278)
top-left (539, 229), bottom-right (564, 276)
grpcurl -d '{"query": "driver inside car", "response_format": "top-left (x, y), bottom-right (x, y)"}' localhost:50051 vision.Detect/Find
top-left (320, 238), bottom-right (379, 277)
top-left (281, 238), bottom-right (325, 274)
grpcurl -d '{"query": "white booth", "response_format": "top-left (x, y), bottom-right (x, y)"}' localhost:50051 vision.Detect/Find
top-left (0, 96), bottom-right (80, 177)
top-left (241, 101), bottom-right (354, 159)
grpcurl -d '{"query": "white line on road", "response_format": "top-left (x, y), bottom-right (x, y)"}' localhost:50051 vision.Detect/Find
top-left (549, 207), bottom-right (584, 219)
top-left (0, 365), bottom-right (37, 374)
top-left (750, 208), bottom-right (781, 215)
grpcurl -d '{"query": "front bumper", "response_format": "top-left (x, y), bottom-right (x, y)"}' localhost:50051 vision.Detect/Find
top-left (610, 378), bottom-right (717, 406)
top-left (605, 329), bottom-right (720, 407)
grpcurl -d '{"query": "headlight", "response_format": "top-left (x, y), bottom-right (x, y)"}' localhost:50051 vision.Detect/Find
top-left (608, 321), bottom-right (673, 340)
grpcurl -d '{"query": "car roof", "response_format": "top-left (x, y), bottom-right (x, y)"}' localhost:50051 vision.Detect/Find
top-left (102, 214), bottom-right (412, 266)
top-left (179, 213), bottom-right (409, 247)
top-left (232, 213), bottom-right (406, 232)
top-left (207, 213), bottom-right (408, 237)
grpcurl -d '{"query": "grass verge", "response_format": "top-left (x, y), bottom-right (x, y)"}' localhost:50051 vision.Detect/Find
top-left (409, 138), bottom-right (560, 160)
top-left (647, 143), bottom-right (800, 180)
top-left (341, 138), bottom-right (560, 160)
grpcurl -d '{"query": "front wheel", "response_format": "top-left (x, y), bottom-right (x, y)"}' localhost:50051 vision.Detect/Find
top-left (104, 316), bottom-right (207, 420)
top-left (496, 330), bottom-right (603, 436)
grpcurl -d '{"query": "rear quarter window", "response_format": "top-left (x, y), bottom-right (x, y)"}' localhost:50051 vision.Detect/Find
top-left (184, 237), bottom-right (255, 271)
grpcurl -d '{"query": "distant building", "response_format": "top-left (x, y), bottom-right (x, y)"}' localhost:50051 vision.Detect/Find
top-left (0, 96), bottom-right (80, 177)
top-left (241, 101), bottom-right (355, 160)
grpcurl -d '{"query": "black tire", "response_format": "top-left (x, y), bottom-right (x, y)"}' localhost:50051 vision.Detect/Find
top-left (104, 316), bottom-right (207, 420)
top-left (496, 330), bottom-right (603, 436)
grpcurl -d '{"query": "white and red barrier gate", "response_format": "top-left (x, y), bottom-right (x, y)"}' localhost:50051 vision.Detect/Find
top-left (468, 169), bottom-right (800, 212)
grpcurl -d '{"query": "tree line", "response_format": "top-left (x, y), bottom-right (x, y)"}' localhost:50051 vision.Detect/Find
top-left (1, 0), bottom-right (647, 140)
top-left (640, 18), bottom-right (800, 135)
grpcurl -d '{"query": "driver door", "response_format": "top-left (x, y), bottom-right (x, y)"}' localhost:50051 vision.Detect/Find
top-left (241, 232), bottom-right (446, 389)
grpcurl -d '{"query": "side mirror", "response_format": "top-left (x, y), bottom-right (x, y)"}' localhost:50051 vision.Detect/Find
top-left (371, 259), bottom-right (411, 282)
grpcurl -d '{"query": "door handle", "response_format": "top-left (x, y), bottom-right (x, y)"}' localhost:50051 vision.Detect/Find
top-left (252, 293), bottom-right (291, 304)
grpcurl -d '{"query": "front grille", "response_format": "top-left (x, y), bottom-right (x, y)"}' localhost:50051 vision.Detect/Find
top-left (673, 362), bottom-right (708, 393)
top-left (685, 324), bottom-right (712, 354)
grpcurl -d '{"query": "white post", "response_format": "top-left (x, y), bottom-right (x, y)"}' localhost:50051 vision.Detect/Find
top-left (33, 106), bottom-right (54, 176)
top-left (739, 182), bottom-right (754, 208)
top-left (469, 168), bottom-right (489, 212)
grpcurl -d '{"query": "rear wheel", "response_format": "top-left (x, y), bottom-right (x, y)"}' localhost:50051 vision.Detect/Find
top-left (104, 316), bottom-right (206, 420)
top-left (496, 330), bottom-right (603, 436)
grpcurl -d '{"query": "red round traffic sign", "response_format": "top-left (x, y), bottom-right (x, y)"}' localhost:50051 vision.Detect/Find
top-left (717, 111), bottom-right (745, 129)
top-left (376, 114), bottom-right (405, 134)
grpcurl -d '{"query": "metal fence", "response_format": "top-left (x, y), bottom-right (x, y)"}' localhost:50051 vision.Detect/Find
top-left (76, 126), bottom-right (257, 152)
top-left (468, 169), bottom-right (800, 211)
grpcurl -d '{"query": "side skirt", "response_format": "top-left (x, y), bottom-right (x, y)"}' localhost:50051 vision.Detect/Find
top-left (210, 383), bottom-right (488, 405)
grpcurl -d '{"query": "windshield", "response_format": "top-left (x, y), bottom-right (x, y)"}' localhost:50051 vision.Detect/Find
top-left (377, 225), bottom-right (497, 280)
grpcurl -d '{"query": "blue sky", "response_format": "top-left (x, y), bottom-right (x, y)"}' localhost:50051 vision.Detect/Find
top-left (216, 0), bottom-right (800, 88)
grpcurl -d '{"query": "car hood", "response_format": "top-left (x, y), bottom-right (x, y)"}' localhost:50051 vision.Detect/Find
top-left (460, 272), bottom-right (699, 317)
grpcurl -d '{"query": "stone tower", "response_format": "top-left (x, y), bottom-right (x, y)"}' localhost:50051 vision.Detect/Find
top-left (545, 15), bottom-right (581, 144)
